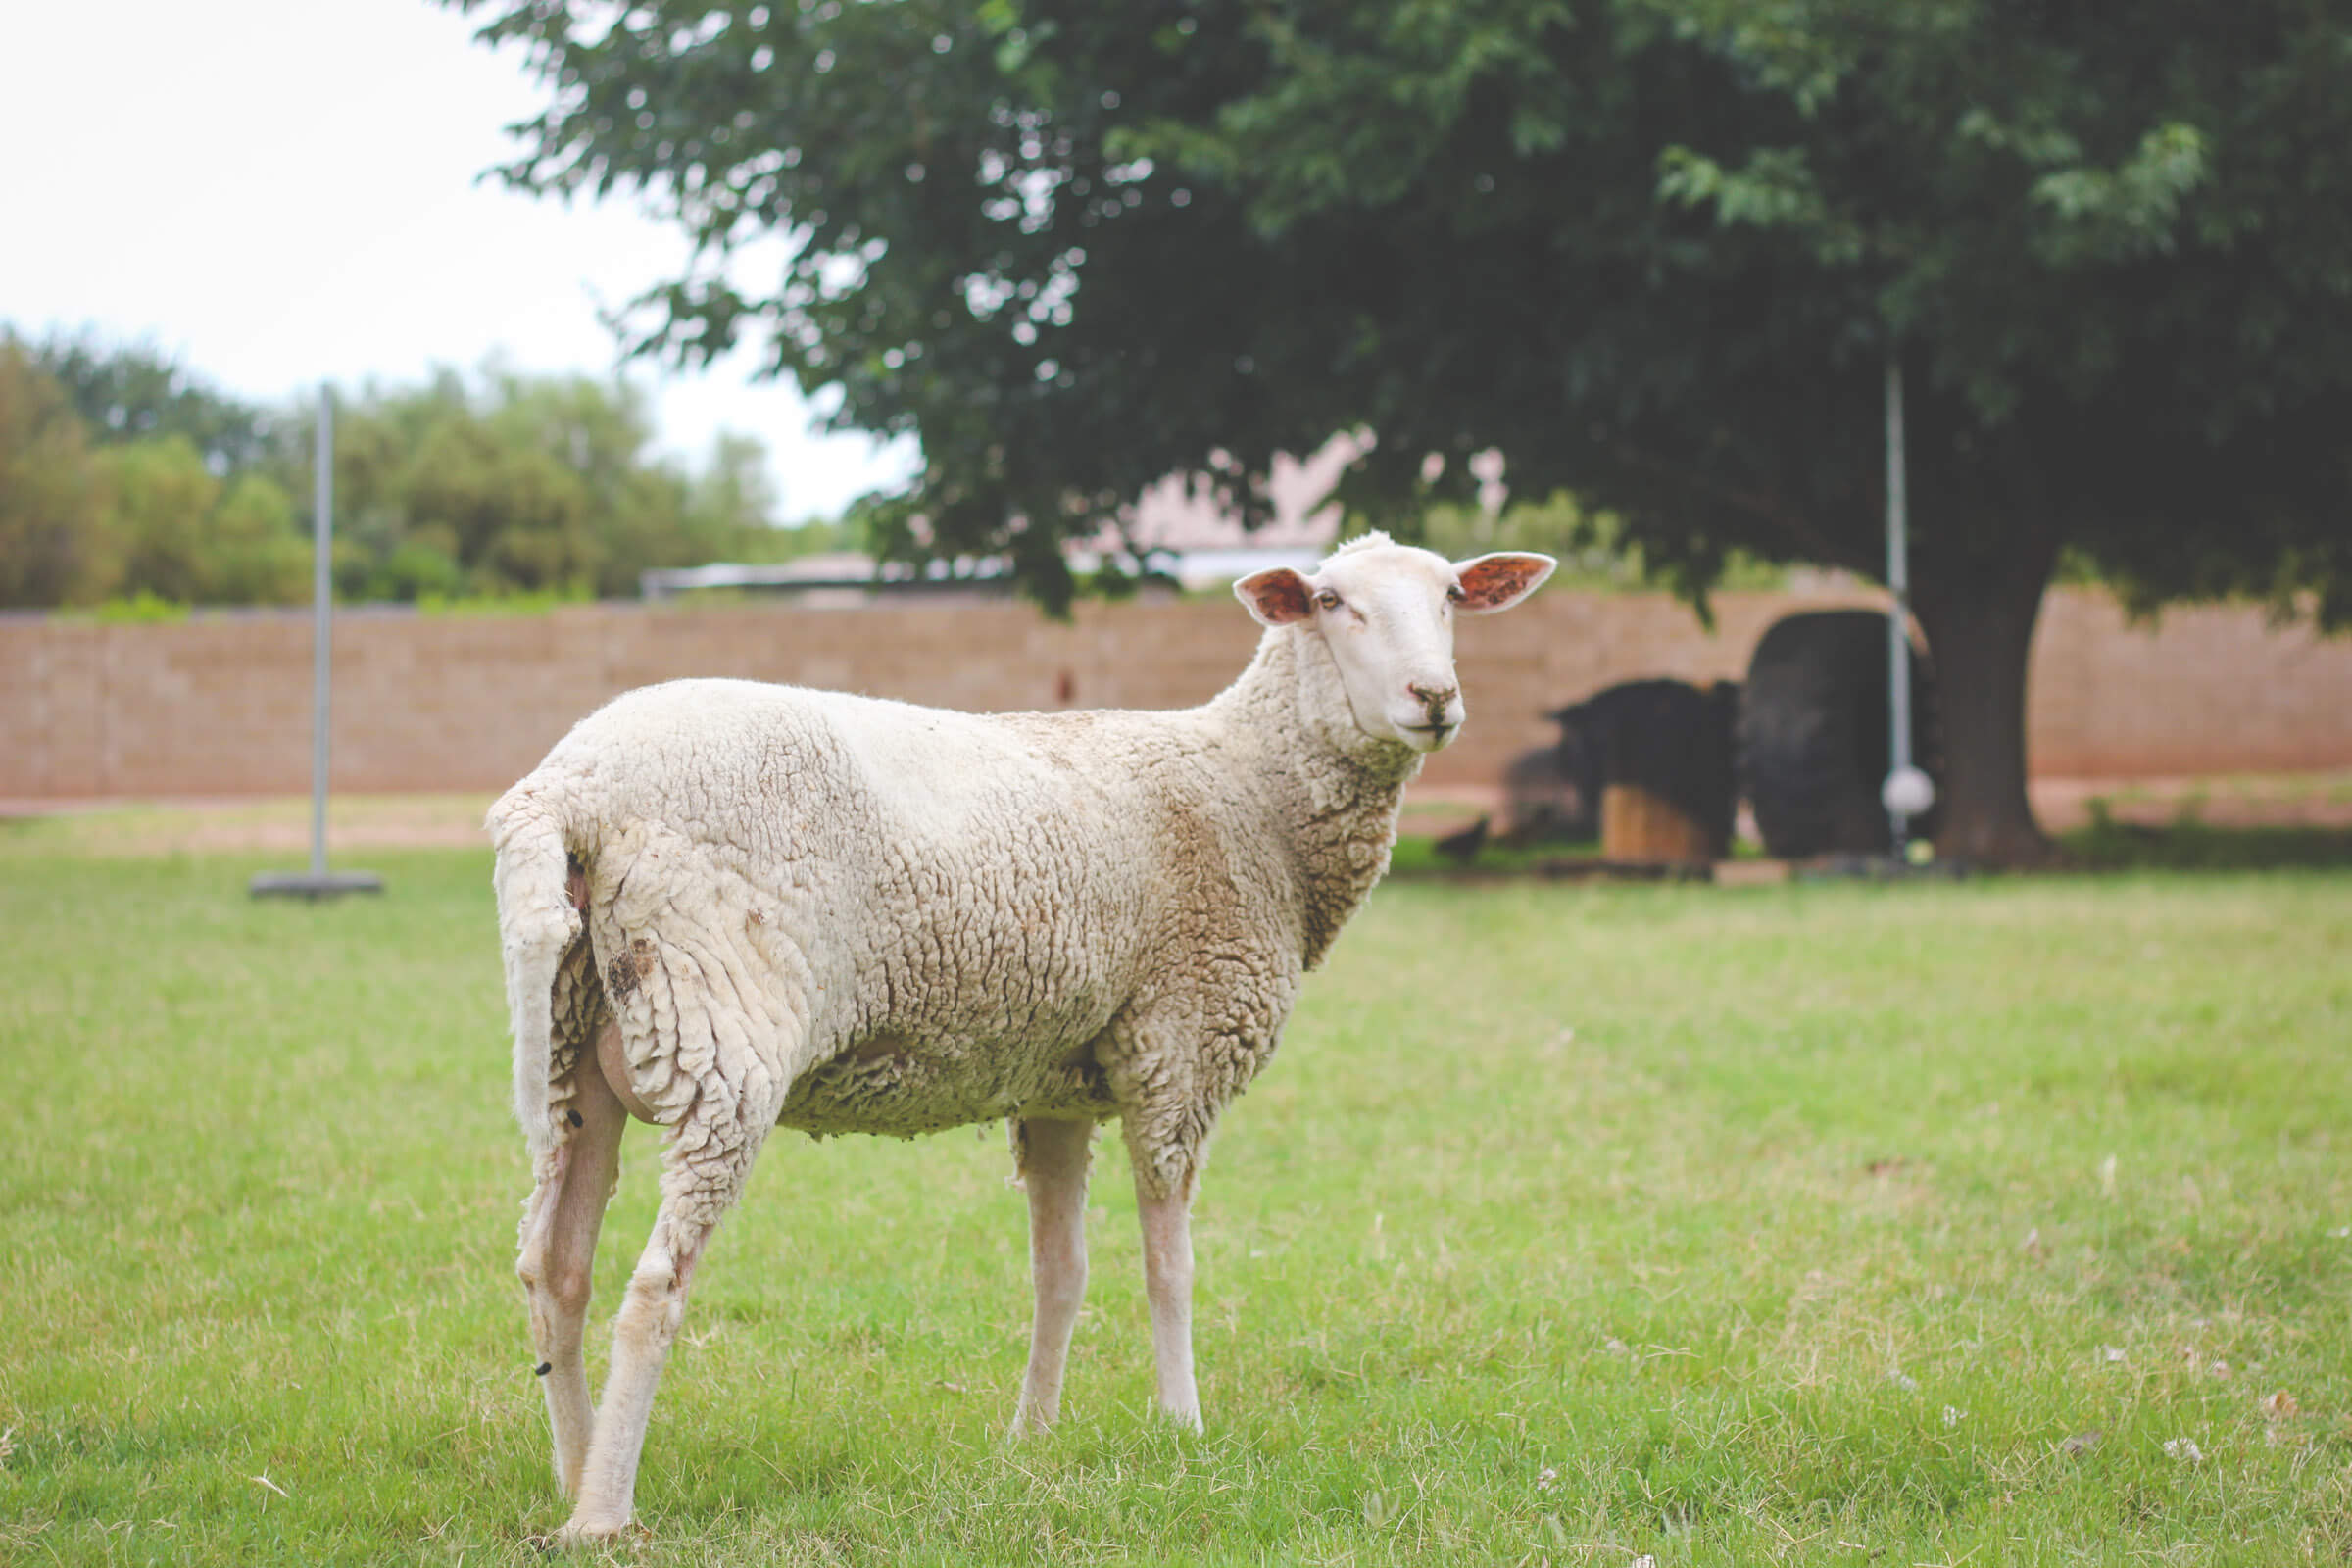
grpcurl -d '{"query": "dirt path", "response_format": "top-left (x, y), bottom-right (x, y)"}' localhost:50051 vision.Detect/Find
top-left (0, 794), bottom-right (499, 857)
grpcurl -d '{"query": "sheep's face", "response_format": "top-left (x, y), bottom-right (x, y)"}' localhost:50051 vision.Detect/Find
top-left (1236, 539), bottom-right (1556, 754)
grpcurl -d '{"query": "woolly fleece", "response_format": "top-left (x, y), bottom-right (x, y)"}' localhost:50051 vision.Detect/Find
top-left (492, 597), bottom-right (1420, 1207)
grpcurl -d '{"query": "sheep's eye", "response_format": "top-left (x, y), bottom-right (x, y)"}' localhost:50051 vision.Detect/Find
top-left (1315, 590), bottom-right (1342, 611)
top-left (1446, 583), bottom-right (1466, 603)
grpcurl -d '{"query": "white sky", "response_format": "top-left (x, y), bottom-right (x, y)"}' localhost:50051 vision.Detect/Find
top-left (0, 0), bottom-right (917, 521)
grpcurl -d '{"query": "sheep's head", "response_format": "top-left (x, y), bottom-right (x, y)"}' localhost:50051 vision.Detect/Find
top-left (1235, 535), bottom-right (1556, 755)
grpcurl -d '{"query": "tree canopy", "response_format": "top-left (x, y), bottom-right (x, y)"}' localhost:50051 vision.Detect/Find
top-left (0, 339), bottom-right (114, 608)
top-left (0, 333), bottom-right (818, 610)
top-left (36, 332), bottom-right (273, 476)
top-left (454, 0), bottom-right (2352, 862)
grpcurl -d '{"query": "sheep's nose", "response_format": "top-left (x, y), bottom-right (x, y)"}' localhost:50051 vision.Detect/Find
top-left (1407, 682), bottom-right (1458, 711)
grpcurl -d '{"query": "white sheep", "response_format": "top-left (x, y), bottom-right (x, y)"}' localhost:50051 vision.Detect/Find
top-left (488, 532), bottom-right (1555, 1544)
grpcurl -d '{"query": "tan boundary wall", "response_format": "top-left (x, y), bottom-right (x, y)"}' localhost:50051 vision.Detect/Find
top-left (3, 586), bottom-right (2349, 802)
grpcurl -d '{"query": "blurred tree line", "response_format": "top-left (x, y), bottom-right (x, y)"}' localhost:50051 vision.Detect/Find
top-left (0, 329), bottom-right (847, 611)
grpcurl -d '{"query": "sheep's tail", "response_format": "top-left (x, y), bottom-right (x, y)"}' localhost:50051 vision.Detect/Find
top-left (487, 781), bottom-right (584, 1170)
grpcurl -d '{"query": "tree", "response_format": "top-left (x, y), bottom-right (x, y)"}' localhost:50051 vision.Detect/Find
top-left (449, 0), bottom-right (2352, 865)
top-left (2, 333), bottom-right (317, 609)
top-left (31, 330), bottom-right (272, 474)
top-left (0, 339), bottom-right (114, 608)
top-left (202, 472), bottom-right (312, 605)
top-left (240, 366), bottom-right (780, 601)
top-left (96, 435), bottom-right (223, 604)
top-left (1167, 0), bottom-right (2352, 866)
top-left (0, 329), bottom-right (787, 609)
top-left (481, 368), bottom-right (752, 595)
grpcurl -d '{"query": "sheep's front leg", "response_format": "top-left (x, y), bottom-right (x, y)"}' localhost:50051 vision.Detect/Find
top-left (1132, 1163), bottom-right (1202, 1431)
top-left (557, 1094), bottom-right (773, 1544)
top-left (1009, 1117), bottom-right (1094, 1436)
top-left (515, 1029), bottom-right (629, 1497)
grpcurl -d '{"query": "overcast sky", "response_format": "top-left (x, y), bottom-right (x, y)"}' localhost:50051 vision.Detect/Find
top-left (0, 0), bottom-right (916, 520)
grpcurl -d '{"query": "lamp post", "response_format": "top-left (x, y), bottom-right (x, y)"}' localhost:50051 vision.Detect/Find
top-left (1881, 353), bottom-right (1936, 851)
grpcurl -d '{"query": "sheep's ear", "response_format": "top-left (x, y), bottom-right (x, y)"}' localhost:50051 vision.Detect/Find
top-left (1234, 566), bottom-right (1315, 626)
top-left (1453, 552), bottom-right (1557, 613)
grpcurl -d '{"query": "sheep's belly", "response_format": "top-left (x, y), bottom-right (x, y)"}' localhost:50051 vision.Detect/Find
top-left (776, 1034), bottom-right (1114, 1140)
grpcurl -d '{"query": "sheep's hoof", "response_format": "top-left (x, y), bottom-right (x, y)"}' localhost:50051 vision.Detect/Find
top-left (532, 1514), bottom-right (641, 1551)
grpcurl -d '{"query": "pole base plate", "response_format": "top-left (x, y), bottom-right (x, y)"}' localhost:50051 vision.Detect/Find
top-left (249, 871), bottom-right (385, 901)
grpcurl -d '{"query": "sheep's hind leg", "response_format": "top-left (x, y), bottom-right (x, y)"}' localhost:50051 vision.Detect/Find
top-left (1009, 1117), bottom-right (1095, 1436)
top-left (515, 1023), bottom-right (629, 1497)
top-left (556, 1083), bottom-right (778, 1544)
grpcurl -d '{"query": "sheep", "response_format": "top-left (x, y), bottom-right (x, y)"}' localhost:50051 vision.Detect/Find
top-left (487, 532), bottom-right (1556, 1544)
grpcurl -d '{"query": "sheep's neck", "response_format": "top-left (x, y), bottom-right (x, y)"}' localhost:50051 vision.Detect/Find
top-left (1213, 628), bottom-right (1422, 970)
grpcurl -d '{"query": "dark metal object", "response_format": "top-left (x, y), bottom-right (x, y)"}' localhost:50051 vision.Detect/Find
top-left (1546, 678), bottom-right (1740, 861)
top-left (1739, 611), bottom-right (1942, 861)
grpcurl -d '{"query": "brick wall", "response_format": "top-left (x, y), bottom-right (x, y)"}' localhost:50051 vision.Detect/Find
top-left (3, 586), bottom-right (2348, 801)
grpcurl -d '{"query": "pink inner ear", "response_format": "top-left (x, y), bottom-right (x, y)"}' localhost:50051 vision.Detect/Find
top-left (1237, 567), bottom-right (1314, 625)
top-left (1456, 554), bottom-right (1553, 612)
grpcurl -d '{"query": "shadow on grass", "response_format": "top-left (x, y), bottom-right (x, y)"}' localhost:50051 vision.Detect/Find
top-left (1391, 808), bottom-right (2352, 879)
top-left (2061, 801), bottom-right (2352, 871)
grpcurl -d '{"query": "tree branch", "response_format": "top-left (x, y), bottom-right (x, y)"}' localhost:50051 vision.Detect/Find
top-left (1607, 441), bottom-right (1879, 582)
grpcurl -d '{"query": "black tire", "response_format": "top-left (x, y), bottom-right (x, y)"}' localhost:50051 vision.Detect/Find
top-left (1738, 611), bottom-right (1941, 859)
top-left (1549, 678), bottom-right (1740, 858)
top-left (1502, 742), bottom-right (1598, 845)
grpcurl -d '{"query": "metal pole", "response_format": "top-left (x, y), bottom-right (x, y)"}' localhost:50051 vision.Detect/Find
top-left (310, 385), bottom-right (332, 881)
top-left (249, 385), bottom-right (378, 898)
top-left (1885, 352), bottom-right (1914, 852)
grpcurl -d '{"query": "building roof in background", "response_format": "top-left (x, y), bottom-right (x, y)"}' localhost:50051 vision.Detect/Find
top-left (640, 543), bottom-right (1329, 601)
top-left (645, 440), bottom-right (1356, 601)
top-left (1111, 437), bottom-right (1353, 554)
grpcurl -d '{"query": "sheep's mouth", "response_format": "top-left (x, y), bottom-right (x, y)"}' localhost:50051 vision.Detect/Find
top-left (1401, 722), bottom-right (1457, 750)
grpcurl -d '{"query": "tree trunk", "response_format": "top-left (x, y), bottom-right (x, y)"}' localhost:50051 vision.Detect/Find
top-left (1912, 543), bottom-right (2061, 868)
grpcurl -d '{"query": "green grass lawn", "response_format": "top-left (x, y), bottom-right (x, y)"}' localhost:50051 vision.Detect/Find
top-left (2, 835), bottom-right (2348, 1565)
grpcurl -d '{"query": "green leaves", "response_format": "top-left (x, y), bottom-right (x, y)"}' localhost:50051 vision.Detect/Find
top-left (0, 339), bottom-right (113, 608)
top-left (1631, 0), bottom-right (1859, 115)
top-left (0, 330), bottom-right (802, 610)
top-left (442, 0), bottom-right (2352, 644)
top-left (0, 338), bottom-right (309, 611)
top-left (1655, 144), bottom-right (1865, 263)
top-left (2028, 122), bottom-right (2211, 265)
